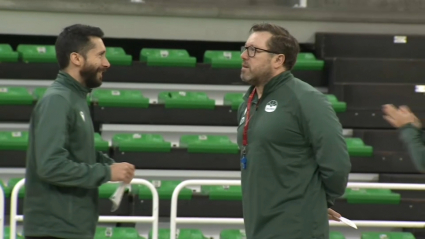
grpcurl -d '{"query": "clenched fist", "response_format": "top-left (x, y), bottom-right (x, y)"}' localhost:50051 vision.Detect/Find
top-left (110, 163), bottom-right (135, 184)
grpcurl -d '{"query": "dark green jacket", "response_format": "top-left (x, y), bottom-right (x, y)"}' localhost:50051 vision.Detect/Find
top-left (23, 72), bottom-right (114, 239)
top-left (236, 71), bottom-right (351, 239)
top-left (400, 124), bottom-right (425, 172)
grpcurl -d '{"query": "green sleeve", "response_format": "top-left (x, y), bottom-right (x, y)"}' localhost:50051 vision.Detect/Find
top-left (399, 124), bottom-right (425, 172)
top-left (96, 151), bottom-right (115, 165)
top-left (299, 90), bottom-right (352, 207)
top-left (34, 94), bottom-right (111, 188)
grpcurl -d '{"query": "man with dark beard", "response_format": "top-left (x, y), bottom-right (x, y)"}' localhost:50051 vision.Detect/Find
top-left (23, 24), bottom-right (135, 239)
top-left (236, 23), bottom-right (351, 239)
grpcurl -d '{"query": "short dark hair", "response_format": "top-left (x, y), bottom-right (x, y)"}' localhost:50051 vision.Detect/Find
top-left (55, 24), bottom-right (104, 70)
top-left (250, 23), bottom-right (300, 71)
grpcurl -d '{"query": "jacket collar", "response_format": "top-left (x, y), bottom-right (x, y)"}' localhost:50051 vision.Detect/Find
top-left (243, 70), bottom-right (293, 100)
top-left (56, 71), bottom-right (92, 98)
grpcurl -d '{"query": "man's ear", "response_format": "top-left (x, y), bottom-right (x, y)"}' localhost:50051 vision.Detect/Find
top-left (69, 52), bottom-right (84, 67)
top-left (275, 54), bottom-right (285, 69)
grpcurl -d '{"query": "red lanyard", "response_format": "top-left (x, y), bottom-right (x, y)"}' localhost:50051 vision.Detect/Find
top-left (242, 88), bottom-right (256, 150)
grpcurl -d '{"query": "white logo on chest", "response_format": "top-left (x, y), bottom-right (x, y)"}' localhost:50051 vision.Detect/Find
top-left (265, 100), bottom-right (278, 112)
top-left (80, 111), bottom-right (85, 121)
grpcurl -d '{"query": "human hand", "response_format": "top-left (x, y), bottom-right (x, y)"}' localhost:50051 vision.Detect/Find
top-left (328, 208), bottom-right (341, 221)
top-left (382, 104), bottom-right (421, 128)
top-left (110, 162), bottom-right (135, 184)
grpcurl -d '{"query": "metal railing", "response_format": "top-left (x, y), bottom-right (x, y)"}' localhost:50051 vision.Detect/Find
top-left (9, 178), bottom-right (159, 239)
top-left (169, 180), bottom-right (425, 239)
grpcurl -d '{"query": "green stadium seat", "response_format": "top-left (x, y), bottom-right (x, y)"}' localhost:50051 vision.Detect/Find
top-left (361, 232), bottom-right (415, 239)
top-left (224, 93), bottom-right (244, 110)
top-left (326, 94), bottom-right (347, 113)
top-left (0, 180), bottom-right (11, 198)
top-left (139, 180), bottom-right (193, 200)
top-left (140, 48), bottom-right (196, 67)
top-left (345, 138), bottom-right (373, 157)
top-left (4, 226), bottom-right (24, 239)
top-left (158, 91), bottom-right (215, 109)
top-left (150, 228), bottom-right (207, 239)
top-left (94, 133), bottom-right (109, 151)
top-left (293, 53), bottom-right (324, 71)
top-left (203, 50), bottom-right (242, 68)
top-left (17, 44), bottom-right (56, 63)
top-left (345, 188), bottom-right (400, 204)
top-left (202, 185), bottom-right (242, 200)
top-left (220, 229), bottom-right (246, 239)
top-left (32, 87), bottom-right (47, 100)
top-left (8, 178), bottom-right (25, 198)
top-left (330, 231), bottom-right (346, 239)
top-left (0, 44), bottom-right (19, 62)
top-left (178, 229), bottom-right (207, 239)
top-left (106, 47), bottom-right (132, 66)
top-left (95, 227), bottom-right (144, 239)
top-left (149, 228), bottom-right (169, 239)
top-left (0, 131), bottom-right (28, 151)
top-left (180, 135), bottom-right (239, 154)
top-left (0, 87), bottom-right (33, 105)
top-left (91, 89), bottom-right (149, 108)
top-left (112, 133), bottom-right (171, 152)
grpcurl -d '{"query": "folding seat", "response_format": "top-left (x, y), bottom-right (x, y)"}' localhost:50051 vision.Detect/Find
top-left (345, 138), bottom-right (373, 157)
top-left (203, 50), bottom-right (242, 68)
top-left (149, 229), bottom-right (207, 239)
top-left (158, 91), bottom-right (215, 109)
top-left (17, 44), bottom-right (56, 63)
top-left (201, 185), bottom-right (242, 200)
top-left (91, 89), bottom-right (149, 108)
top-left (112, 133), bottom-right (172, 153)
top-left (344, 188), bottom-right (400, 204)
top-left (220, 229), bottom-right (246, 239)
top-left (106, 47), bottom-right (132, 66)
top-left (95, 227), bottom-right (143, 239)
top-left (0, 131), bottom-right (29, 167)
top-left (0, 87), bottom-right (33, 105)
top-left (138, 180), bottom-right (193, 200)
top-left (223, 93), bottom-right (244, 110)
top-left (180, 135), bottom-right (238, 154)
top-left (293, 53), bottom-right (324, 71)
top-left (330, 232), bottom-right (346, 239)
top-left (140, 48), bottom-right (196, 67)
top-left (0, 44), bottom-right (19, 62)
top-left (361, 232), bottom-right (415, 239)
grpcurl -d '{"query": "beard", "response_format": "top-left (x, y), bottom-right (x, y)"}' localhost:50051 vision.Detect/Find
top-left (79, 63), bottom-right (104, 89)
top-left (240, 65), bottom-right (273, 87)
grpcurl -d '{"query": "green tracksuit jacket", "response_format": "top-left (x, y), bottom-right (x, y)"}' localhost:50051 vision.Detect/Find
top-left (399, 124), bottom-right (425, 172)
top-left (23, 71), bottom-right (114, 239)
top-left (236, 71), bottom-right (351, 239)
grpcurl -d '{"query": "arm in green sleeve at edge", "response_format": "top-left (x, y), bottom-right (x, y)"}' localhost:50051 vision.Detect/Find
top-left (300, 91), bottom-right (352, 208)
top-left (96, 151), bottom-right (115, 165)
top-left (34, 95), bottom-right (111, 188)
top-left (400, 124), bottom-right (425, 172)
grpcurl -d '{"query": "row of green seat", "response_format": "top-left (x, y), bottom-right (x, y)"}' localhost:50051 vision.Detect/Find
top-left (0, 87), bottom-right (347, 112)
top-left (136, 180), bottom-right (400, 204)
top-left (0, 178), bottom-right (128, 199)
top-left (3, 226), bottom-right (416, 239)
top-left (0, 131), bottom-right (373, 156)
top-left (0, 178), bottom-right (398, 204)
top-left (0, 44), bottom-right (324, 70)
